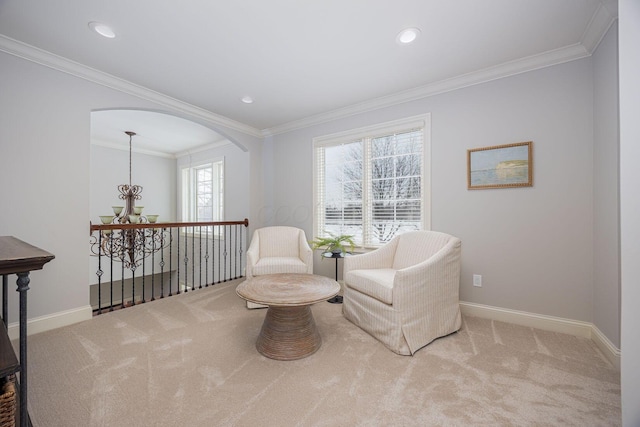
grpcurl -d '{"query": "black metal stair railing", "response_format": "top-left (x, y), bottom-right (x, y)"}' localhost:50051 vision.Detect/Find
top-left (89, 219), bottom-right (248, 315)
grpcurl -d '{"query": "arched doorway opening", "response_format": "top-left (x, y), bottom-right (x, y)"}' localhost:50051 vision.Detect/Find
top-left (89, 108), bottom-right (250, 312)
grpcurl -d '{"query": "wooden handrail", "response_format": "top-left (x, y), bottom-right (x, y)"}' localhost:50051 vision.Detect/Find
top-left (89, 218), bottom-right (249, 234)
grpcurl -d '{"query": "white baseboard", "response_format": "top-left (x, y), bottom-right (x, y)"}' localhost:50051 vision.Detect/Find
top-left (7, 305), bottom-right (93, 341)
top-left (91, 282), bottom-right (194, 311)
top-left (460, 301), bottom-right (621, 371)
top-left (591, 323), bottom-right (621, 371)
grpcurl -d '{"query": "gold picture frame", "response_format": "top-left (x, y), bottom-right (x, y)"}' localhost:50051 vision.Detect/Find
top-left (467, 141), bottom-right (533, 190)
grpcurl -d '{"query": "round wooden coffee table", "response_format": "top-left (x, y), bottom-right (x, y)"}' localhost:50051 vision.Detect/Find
top-left (236, 273), bottom-right (340, 360)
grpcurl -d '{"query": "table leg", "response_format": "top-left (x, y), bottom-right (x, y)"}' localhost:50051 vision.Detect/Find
top-left (256, 305), bottom-right (321, 360)
top-left (327, 257), bottom-right (343, 304)
top-left (16, 272), bottom-right (30, 427)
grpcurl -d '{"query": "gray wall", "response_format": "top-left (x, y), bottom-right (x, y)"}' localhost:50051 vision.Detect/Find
top-left (619, 1), bottom-right (640, 424)
top-left (267, 57), bottom-right (601, 326)
top-left (592, 23), bottom-right (620, 349)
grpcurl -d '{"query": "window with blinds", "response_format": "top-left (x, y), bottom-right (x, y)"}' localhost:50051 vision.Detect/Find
top-left (313, 114), bottom-right (431, 248)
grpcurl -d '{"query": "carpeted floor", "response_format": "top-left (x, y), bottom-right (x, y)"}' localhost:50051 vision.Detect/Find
top-left (25, 279), bottom-right (620, 426)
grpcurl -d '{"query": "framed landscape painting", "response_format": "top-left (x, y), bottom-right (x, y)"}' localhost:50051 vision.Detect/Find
top-left (467, 141), bottom-right (533, 190)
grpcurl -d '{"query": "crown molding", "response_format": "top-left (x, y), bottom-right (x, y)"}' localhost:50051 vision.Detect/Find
top-left (0, 34), bottom-right (263, 139)
top-left (173, 140), bottom-right (233, 159)
top-left (262, 43), bottom-right (590, 137)
top-left (90, 138), bottom-right (175, 159)
top-left (581, 1), bottom-right (618, 53)
top-left (91, 137), bottom-right (232, 159)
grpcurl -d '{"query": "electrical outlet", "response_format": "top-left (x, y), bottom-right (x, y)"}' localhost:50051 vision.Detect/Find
top-left (473, 274), bottom-right (482, 287)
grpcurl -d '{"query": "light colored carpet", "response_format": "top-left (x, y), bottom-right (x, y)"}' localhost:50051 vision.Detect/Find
top-left (25, 279), bottom-right (620, 426)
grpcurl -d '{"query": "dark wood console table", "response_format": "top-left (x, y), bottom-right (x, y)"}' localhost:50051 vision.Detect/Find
top-left (0, 236), bottom-right (55, 427)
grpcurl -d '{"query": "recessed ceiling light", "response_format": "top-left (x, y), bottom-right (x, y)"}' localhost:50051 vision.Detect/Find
top-left (241, 96), bottom-right (254, 104)
top-left (396, 27), bottom-right (421, 45)
top-left (88, 21), bottom-right (116, 39)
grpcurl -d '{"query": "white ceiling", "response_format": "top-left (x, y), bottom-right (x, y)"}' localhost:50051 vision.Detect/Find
top-left (0, 0), bottom-right (617, 151)
top-left (90, 110), bottom-right (228, 155)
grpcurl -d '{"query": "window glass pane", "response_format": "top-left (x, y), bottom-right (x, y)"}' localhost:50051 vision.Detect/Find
top-left (396, 200), bottom-right (422, 221)
top-left (195, 165), bottom-right (213, 221)
top-left (371, 135), bottom-right (395, 157)
top-left (395, 131), bottom-right (421, 154)
top-left (396, 177), bottom-right (421, 198)
top-left (368, 218), bottom-right (402, 245)
top-left (180, 160), bottom-right (224, 223)
top-left (371, 178), bottom-right (394, 200)
top-left (199, 206), bottom-right (213, 221)
top-left (395, 154), bottom-right (421, 177)
top-left (322, 141), bottom-right (362, 239)
top-left (343, 180), bottom-right (362, 200)
top-left (372, 157), bottom-right (394, 179)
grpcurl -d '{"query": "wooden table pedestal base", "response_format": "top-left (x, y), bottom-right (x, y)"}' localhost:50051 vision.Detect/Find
top-left (256, 305), bottom-right (321, 360)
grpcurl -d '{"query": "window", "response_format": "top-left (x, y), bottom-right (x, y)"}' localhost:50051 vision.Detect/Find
top-left (181, 160), bottom-right (224, 222)
top-left (313, 115), bottom-right (430, 248)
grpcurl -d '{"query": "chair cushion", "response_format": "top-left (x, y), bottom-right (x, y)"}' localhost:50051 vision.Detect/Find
top-left (345, 268), bottom-right (396, 305)
top-left (252, 257), bottom-right (308, 276)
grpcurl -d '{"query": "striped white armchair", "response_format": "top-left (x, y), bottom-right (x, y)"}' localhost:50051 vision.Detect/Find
top-left (342, 231), bottom-right (461, 355)
top-left (245, 226), bottom-right (313, 309)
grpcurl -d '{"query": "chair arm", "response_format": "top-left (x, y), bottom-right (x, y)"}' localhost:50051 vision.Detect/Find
top-left (392, 238), bottom-right (461, 308)
top-left (246, 232), bottom-right (260, 279)
top-left (298, 231), bottom-right (314, 273)
top-left (343, 237), bottom-right (399, 275)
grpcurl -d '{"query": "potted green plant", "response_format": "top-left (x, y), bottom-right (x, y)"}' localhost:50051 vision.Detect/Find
top-left (310, 232), bottom-right (356, 255)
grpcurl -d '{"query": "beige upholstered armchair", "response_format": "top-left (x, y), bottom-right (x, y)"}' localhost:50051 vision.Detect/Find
top-left (342, 230), bottom-right (462, 355)
top-left (245, 226), bottom-right (313, 308)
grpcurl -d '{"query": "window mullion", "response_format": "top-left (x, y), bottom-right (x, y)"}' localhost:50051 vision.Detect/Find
top-left (189, 168), bottom-right (196, 221)
top-left (315, 147), bottom-right (325, 239)
top-left (217, 162), bottom-right (224, 220)
top-left (363, 137), bottom-right (372, 247)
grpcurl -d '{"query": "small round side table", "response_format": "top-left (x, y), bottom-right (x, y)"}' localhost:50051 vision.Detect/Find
top-left (321, 251), bottom-right (350, 304)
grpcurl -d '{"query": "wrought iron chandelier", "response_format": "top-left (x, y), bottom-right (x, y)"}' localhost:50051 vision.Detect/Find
top-left (116, 130), bottom-right (144, 223)
top-left (91, 131), bottom-right (167, 269)
top-left (98, 131), bottom-right (158, 225)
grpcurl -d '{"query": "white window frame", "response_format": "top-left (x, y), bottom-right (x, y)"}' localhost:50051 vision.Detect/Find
top-left (312, 114), bottom-right (431, 249)
top-left (180, 158), bottom-right (224, 226)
